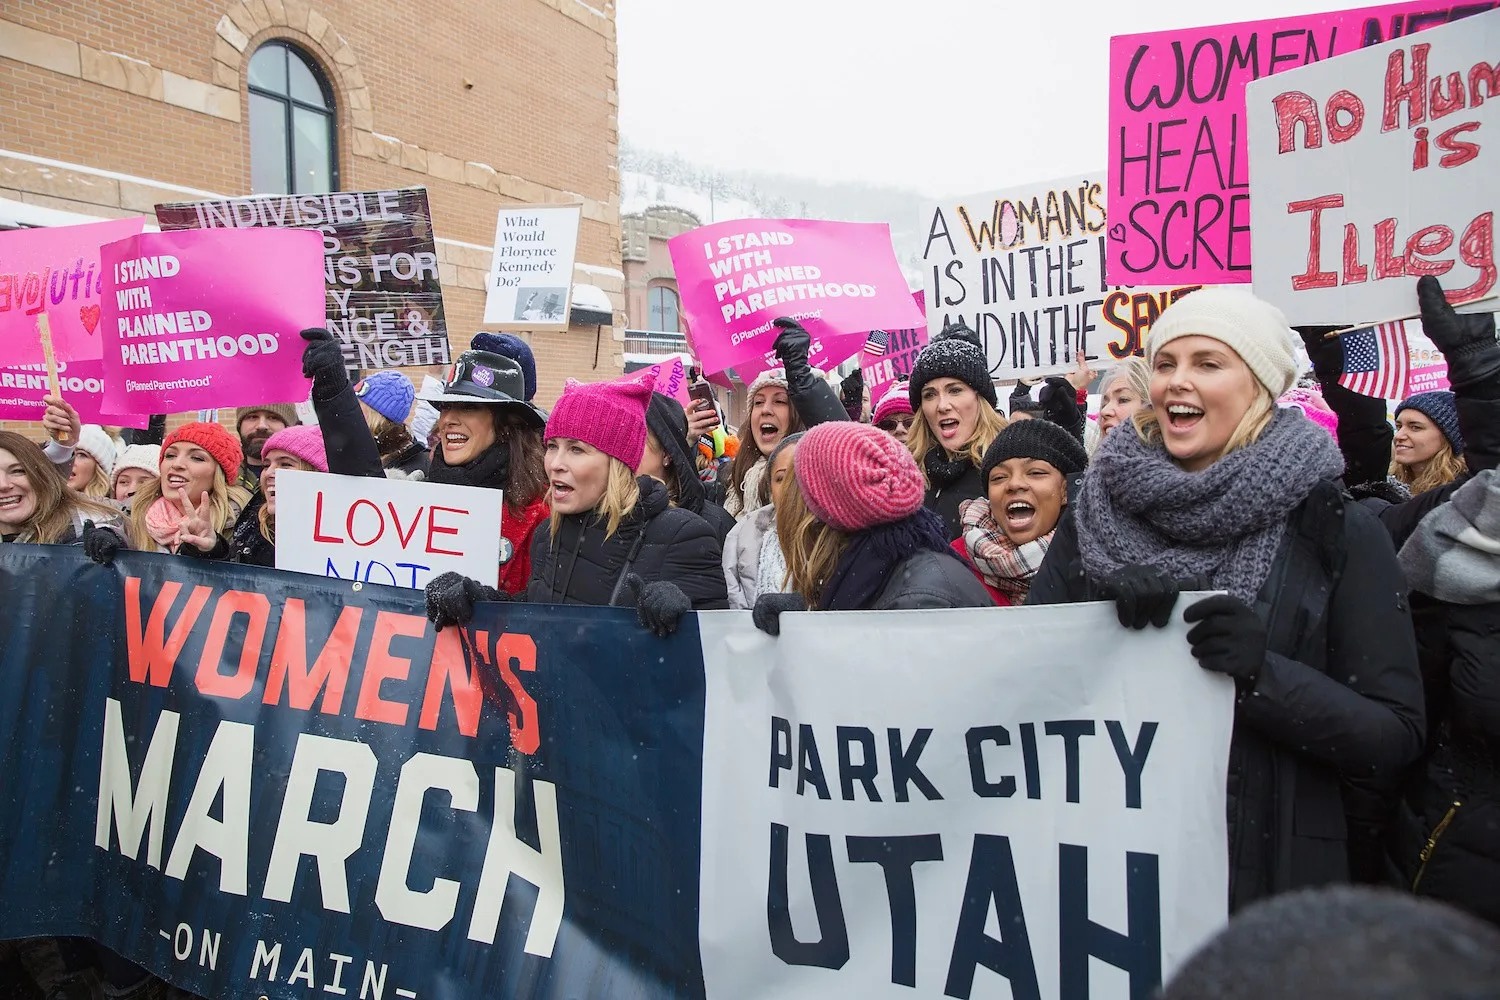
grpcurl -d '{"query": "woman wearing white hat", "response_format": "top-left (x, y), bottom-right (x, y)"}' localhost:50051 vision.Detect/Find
top-left (1029, 285), bottom-right (1424, 913)
top-left (66, 424), bottom-right (116, 499)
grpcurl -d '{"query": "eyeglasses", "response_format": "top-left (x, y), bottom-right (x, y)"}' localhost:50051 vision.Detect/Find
top-left (876, 416), bottom-right (915, 432)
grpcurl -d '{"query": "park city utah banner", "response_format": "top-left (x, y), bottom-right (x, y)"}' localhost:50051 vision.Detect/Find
top-left (1247, 8), bottom-right (1500, 323)
top-left (156, 188), bottom-right (452, 371)
top-left (1106, 0), bottom-right (1499, 288)
top-left (921, 174), bottom-right (1202, 382)
top-left (0, 549), bottom-right (1233, 1000)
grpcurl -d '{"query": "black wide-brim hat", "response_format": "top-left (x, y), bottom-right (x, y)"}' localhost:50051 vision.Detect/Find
top-left (418, 350), bottom-right (547, 427)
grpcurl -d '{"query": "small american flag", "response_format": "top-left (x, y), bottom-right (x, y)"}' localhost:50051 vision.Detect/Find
top-left (1339, 321), bottom-right (1410, 399)
top-left (863, 330), bottom-right (889, 357)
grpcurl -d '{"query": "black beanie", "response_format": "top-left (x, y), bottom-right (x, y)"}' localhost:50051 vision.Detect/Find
top-left (908, 320), bottom-right (998, 409)
top-left (980, 417), bottom-right (1089, 482)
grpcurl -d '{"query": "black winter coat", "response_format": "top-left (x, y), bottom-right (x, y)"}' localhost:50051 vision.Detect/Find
top-left (384, 438), bottom-right (430, 478)
top-left (525, 476), bottom-right (729, 610)
top-left (1028, 483), bottom-right (1425, 912)
top-left (924, 458), bottom-right (985, 542)
top-left (867, 549), bottom-right (995, 610)
top-left (647, 392), bottom-right (735, 543)
top-left (1389, 597), bottom-right (1500, 925)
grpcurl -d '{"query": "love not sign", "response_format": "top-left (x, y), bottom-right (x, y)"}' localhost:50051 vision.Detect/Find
top-left (273, 471), bottom-right (504, 590)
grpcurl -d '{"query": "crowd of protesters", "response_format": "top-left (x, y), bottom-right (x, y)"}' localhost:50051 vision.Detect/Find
top-left (3, 273), bottom-right (1499, 998)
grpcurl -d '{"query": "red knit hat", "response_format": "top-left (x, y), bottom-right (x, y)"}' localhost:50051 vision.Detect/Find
top-left (544, 370), bottom-right (657, 470)
top-left (794, 422), bottom-right (925, 533)
top-left (160, 422), bottom-right (243, 481)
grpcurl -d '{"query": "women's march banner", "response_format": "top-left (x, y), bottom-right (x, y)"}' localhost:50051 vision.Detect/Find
top-left (0, 216), bottom-right (146, 364)
top-left (0, 549), bottom-right (1232, 1000)
top-left (1106, 0), bottom-right (1497, 287)
top-left (99, 228), bottom-right (325, 413)
top-left (668, 220), bottom-right (924, 377)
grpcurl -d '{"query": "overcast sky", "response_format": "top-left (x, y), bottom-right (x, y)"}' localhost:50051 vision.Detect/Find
top-left (616, 0), bottom-right (1346, 196)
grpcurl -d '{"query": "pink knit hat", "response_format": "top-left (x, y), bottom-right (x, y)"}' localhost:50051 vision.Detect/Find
top-left (1278, 387), bottom-right (1339, 440)
top-left (544, 370), bottom-right (657, 470)
top-left (871, 381), bottom-right (914, 426)
top-left (794, 422), bottom-right (926, 533)
top-left (262, 425), bottom-right (329, 473)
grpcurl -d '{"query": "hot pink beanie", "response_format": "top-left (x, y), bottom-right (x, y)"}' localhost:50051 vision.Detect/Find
top-left (794, 422), bottom-right (925, 533)
top-left (1278, 387), bottom-right (1339, 440)
top-left (871, 380), bottom-right (914, 426)
top-left (262, 424), bottom-right (328, 473)
top-left (544, 370), bottom-right (657, 470)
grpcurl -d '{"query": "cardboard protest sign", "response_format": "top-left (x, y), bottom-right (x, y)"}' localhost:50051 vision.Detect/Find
top-left (100, 228), bottom-right (324, 412)
top-left (274, 469), bottom-right (504, 590)
top-left (155, 188), bottom-right (450, 370)
top-left (483, 204), bottom-right (582, 327)
top-left (0, 217), bottom-right (146, 365)
top-left (669, 219), bottom-right (924, 376)
top-left (0, 359), bottom-right (148, 427)
top-left (1248, 9), bottom-right (1500, 323)
top-left (698, 600), bottom-right (1234, 998)
top-left (1106, 1), bottom-right (1497, 287)
top-left (923, 174), bottom-right (1202, 381)
top-left (861, 289), bottom-right (928, 398)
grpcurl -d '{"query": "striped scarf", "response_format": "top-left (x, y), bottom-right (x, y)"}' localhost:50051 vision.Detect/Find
top-left (959, 497), bottom-right (1052, 602)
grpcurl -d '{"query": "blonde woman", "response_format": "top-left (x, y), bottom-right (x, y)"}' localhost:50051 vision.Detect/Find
top-left (0, 431), bottom-right (126, 561)
top-left (66, 425), bottom-right (117, 499)
top-left (1028, 286), bottom-right (1423, 914)
top-left (424, 373), bottom-right (728, 635)
top-left (1390, 391), bottom-right (1467, 496)
top-left (127, 422), bottom-right (250, 558)
top-left (1095, 355), bottom-right (1153, 442)
top-left (905, 321), bottom-right (1008, 539)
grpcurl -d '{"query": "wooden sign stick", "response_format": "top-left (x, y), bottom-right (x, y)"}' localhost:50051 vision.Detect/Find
top-left (37, 313), bottom-right (63, 440)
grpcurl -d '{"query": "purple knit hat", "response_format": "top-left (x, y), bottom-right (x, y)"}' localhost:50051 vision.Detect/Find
top-left (544, 370), bottom-right (657, 470)
top-left (794, 422), bottom-right (925, 533)
top-left (261, 425), bottom-right (329, 473)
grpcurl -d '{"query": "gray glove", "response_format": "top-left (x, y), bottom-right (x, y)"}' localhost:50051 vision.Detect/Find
top-left (623, 573), bottom-right (691, 637)
top-left (752, 592), bottom-right (806, 636)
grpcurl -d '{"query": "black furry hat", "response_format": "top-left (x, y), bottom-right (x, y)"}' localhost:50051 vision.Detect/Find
top-left (908, 320), bottom-right (997, 409)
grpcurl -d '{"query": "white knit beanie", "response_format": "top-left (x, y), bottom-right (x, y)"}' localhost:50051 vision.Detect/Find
top-left (112, 443), bottom-right (159, 484)
top-left (77, 424), bottom-right (117, 477)
top-left (746, 368), bottom-right (789, 400)
top-left (1146, 287), bottom-right (1299, 398)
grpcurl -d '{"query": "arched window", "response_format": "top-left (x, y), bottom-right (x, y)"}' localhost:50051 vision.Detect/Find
top-left (247, 42), bottom-right (338, 194)
top-left (649, 285), bottom-right (680, 333)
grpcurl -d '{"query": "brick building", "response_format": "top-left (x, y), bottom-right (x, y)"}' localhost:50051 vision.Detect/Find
top-left (0, 0), bottom-right (625, 433)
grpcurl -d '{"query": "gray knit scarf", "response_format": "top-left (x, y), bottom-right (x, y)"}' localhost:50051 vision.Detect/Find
top-left (1075, 408), bottom-right (1344, 602)
top-left (1399, 469), bottom-right (1500, 604)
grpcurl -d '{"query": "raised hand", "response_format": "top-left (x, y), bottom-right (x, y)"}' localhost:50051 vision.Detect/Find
top-left (176, 488), bottom-right (218, 553)
top-left (41, 394), bottom-right (80, 446)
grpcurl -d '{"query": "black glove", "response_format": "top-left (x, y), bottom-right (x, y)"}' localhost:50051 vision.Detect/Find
top-left (1417, 274), bottom-right (1500, 391)
top-left (752, 592), bottom-right (806, 636)
top-left (623, 573), bottom-right (691, 637)
top-left (81, 520), bottom-right (123, 566)
top-left (424, 571), bottom-right (506, 631)
top-left (772, 318), bottom-right (814, 378)
top-left (839, 366), bottom-right (865, 421)
top-left (1183, 594), bottom-right (1267, 685)
top-left (1295, 326), bottom-right (1344, 382)
top-left (1039, 377), bottom-right (1084, 435)
top-left (300, 327), bottom-right (350, 401)
top-left (1095, 564), bottom-right (1182, 630)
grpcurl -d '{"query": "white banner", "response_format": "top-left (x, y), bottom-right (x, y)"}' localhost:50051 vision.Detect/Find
top-left (483, 203), bottom-right (582, 327)
top-left (1248, 9), bottom-right (1500, 323)
top-left (920, 174), bottom-right (1203, 381)
top-left (273, 470), bottom-right (503, 590)
top-left (697, 601), bottom-right (1234, 1000)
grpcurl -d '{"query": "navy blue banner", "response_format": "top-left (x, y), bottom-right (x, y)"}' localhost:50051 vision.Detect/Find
top-left (0, 546), bottom-right (707, 999)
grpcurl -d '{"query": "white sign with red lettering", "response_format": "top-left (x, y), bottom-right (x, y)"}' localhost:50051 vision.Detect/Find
top-left (274, 470), bottom-right (502, 590)
top-left (1248, 9), bottom-right (1500, 323)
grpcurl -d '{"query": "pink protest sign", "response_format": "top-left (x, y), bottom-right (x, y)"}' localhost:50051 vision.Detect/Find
top-left (729, 330), bottom-right (870, 384)
top-left (668, 219), bottom-right (925, 376)
top-left (100, 228), bottom-right (325, 413)
top-left (0, 217), bottom-right (146, 364)
top-left (862, 290), bottom-right (928, 398)
top-left (620, 354), bottom-right (692, 406)
top-left (1106, 1), bottom-right (1495, 287)
top-left (0, 359), bottom-right (148, 427)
